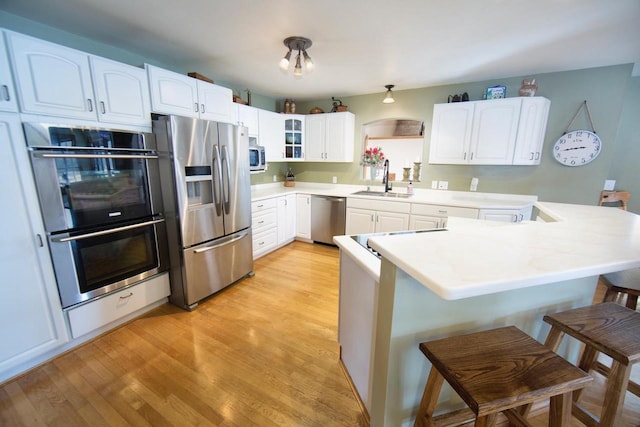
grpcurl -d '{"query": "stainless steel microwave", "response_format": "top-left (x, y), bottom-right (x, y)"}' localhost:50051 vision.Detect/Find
top-left (249, 144), bottom-right (266, 172)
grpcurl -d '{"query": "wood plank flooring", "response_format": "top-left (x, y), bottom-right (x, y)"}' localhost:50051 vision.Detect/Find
top-left (1, 241), bottom-right (639, 426)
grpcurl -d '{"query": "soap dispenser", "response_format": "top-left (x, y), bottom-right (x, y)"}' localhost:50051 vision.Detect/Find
top-left (407, 181), bottom-right (414, 195)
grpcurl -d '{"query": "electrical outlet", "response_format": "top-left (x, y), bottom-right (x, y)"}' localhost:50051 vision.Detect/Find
top-left (604, 180), bottom-right (616, 191)
top-left (273, 174), bottom-right (277, 182)
top-left (438, 180), bottom-right (448, 190)
top-left (470, 177), bottom-right (479, 192)
top-left (332, 176), bottom-right (337, 184)
top-left (431, 180), bottom-right (438, 189)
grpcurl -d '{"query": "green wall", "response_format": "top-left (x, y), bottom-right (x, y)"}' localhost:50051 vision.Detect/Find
top-left (289, 65), bottom-right (636, 210)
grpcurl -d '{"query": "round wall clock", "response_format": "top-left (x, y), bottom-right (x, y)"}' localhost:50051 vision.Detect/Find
top-left (553, 130), bottom-right (601, 166)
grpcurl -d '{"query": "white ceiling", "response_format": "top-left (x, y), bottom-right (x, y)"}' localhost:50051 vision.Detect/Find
top-left (2, 0), bottom-right (639, 101)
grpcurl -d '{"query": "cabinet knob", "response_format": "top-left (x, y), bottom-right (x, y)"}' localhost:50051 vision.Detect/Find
top-left (201, 104), bottom-right (205, 113)
top-left (87, 99), bottom-right (93, 112)
top-left (529, 152), bottom-right (535, 160)
top-left (194, 103), bottom-right (199, 112)
top-left (1, 85), bottom-right (9, 101)
top-left (119, 292), bottom-right (133, 300)
top-left (100, 101), bottom-right (106, 114)
top-left (535, 152), bottom-right (540, 160)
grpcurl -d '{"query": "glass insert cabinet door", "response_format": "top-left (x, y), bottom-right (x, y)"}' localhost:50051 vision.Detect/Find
top-left (284, 115), bottom-right (304, 160)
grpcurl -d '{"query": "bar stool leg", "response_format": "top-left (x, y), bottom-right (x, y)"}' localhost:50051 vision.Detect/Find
top-left (474, 413), bottom-right (497, 427)
top-left (415, 367), bottom-right (445, 427)
top-left (549, 392), bottom-right (572, 427)
top-left (599, 361), bottom-right (632, 426)
top-left (573, 345), bottom-right (599, 401)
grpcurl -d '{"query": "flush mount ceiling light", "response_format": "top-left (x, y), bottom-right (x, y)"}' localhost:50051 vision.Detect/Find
top-left (279, 36), bottom-right (314, 76)
top-left (383, 85), bottom-right (395, 104)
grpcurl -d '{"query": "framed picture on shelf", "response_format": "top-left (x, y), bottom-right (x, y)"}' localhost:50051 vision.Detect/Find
top-left (485, 85), bottom-right (506, 99)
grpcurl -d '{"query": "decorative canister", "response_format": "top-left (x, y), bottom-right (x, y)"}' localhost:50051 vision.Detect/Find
top-left (519, 79), bottom-right (538, 96)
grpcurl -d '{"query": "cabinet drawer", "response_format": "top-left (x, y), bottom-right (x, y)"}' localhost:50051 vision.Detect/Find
top-left (67, 273), bottom-right (170, 339)
top-left (347, 197), bottom-right (410, 213)
top-left (411, 203), bottom-right (478, 219)
top-left (251, 198), bottom-right (277, 213)
top-left (252, 208), bottom-right (277, 233)
top-left (253, 228), bottom-right (278, 258)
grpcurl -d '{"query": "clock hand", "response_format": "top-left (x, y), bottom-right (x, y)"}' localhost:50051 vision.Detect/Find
top-left (562, 146), bottom-right (587, 151)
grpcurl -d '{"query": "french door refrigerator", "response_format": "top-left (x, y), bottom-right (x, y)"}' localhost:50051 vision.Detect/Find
top-left (153, 115), bottom-right (253, 310)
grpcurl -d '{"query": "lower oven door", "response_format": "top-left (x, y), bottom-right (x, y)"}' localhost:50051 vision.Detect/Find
top-left (49, 217), bottom-right (167, 309)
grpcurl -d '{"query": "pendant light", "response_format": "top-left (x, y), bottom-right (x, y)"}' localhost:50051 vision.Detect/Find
top-left (383, 85), bottom-right (395, 104)
top-left (279, 37), bottom-right (314, 76)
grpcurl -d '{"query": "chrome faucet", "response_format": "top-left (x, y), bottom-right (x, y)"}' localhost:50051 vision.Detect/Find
top-left (382, 159), bottom-right (392, 193)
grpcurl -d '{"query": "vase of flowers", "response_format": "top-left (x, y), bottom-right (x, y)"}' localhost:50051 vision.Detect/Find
top-left (360, 146), bottom-right (385, 188)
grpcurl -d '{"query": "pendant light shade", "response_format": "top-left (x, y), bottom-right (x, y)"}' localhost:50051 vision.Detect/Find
top-left (383, 85), bottom-right (395, 104)
top-left (280, 36), bottom-right (314, 76)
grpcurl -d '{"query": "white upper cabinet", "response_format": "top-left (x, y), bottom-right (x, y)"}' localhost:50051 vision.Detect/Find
top-left (146, 64), bottom-right (234, 123)
top-left (428, 102), bottom-right (475, 164)
top-left (7, 31), bottom-right (96, 120)
top-left (0, 32), bottom-right (18, 112)
top-left (6, 31), bottom-right (150, 126)
top-left (306, 112), bottom-right (355, 162)
top-left (512, 97), bottom-right (551, 165)
top-left (469, 98), bottom-right (521, 164)
top-left (90, 57), bottom-right (151, 126)
top-left (283, 114), bottom-right (305, 161)
top-left (236, 103), bottom-right (259, 136)
top-left (428, 97), bottom-right (550, 165)
top-left (258, 109), bottom-right (285, 162)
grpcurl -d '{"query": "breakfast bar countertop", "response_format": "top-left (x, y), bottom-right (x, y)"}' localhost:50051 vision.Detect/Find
top-left (363, 201), bottom-right (640, 300)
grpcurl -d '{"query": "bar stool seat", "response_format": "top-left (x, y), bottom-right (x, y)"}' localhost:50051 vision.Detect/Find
top-left (414, 326), bottom-right (592, 427)
top-left (600, 269), bottom-right (640, 310)
top-left (543, 302), bottom-right (640, 426)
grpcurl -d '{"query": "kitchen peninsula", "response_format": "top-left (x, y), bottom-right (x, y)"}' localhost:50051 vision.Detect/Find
top-left (334, 202), bottom-right (640, 427)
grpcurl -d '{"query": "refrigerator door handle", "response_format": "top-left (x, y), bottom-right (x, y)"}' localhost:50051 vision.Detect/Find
top-left (212, 144), bottom-right (223, 216)
top-left (193, 231), bottom-right (249, 253)
top-left (221, 145), bottom-right (231, 212)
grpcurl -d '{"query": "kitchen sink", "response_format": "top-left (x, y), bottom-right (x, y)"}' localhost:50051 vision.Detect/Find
top-left (351, 190), bottom-right (412, 198)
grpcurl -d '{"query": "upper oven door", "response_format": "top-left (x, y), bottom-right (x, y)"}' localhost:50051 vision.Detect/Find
top-left (24, 124), bottom-right (161, 232)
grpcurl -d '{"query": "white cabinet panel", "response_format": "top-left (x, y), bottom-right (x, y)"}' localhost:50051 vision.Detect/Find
top-left (479, 206), bottom-right (532, 223)
top-left (258, 109), bottom-right (285, 162)
top-left (428, 102), bottom-right (474, 164)
top-left (277, 194), bottom-right (296, 244)
top-left (346, 208), bottom-right (376, 235)
top-left (469, 98), bottom-right (521, 164)
top-left (512, 97), bottom-right (551, 165)
top-left (0, 32), bottom-right (18, 112)
top-left (197, 80), bottom-right (234, 123)
top-left (306, 112), bottom-right (355, 162)
top-left (0, 113), bottom-right (68, 378)
top-left (305, 114), bottom-right (325, 161)
top-left (409, 215), bottom-right (444, 230)
top-left (146, 64), bottom-right (233, 123)
top-left (236, 104), bottom-right (259, 136)
top-left (7, 31), bottom-right (96, 120)
top-left (296, 194), bottom-right (311, 239)
top-left (90, 56), bottom-right (151, 127)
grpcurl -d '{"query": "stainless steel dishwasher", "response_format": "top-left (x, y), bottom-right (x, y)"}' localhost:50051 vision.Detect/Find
top-left (310, 195), bottom-right (346, 245)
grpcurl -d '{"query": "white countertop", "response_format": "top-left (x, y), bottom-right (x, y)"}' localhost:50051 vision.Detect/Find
top-left (251, 182), bottom-right (536, 209)
top-left (356, 202), bottom-right (640, 300)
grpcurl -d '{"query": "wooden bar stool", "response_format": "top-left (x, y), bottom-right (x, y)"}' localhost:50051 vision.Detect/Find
top-left (543, 302), bottom-right (640, 426)
top-left (414, 326), bottom-right (592, 427)
top-left (598, 190), bottom-right (630, 210)
top-left (600, 270), bottom-right (640, 310)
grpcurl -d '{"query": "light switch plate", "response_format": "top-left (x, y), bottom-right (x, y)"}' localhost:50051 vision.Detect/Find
top-left (332, 176), bottom-right (337, 184)
top-left (431, 180), bottom-right (438, 189)
top-left (470, 177), bottom-right (479, 191)
top-left (604, 180), bottom-right (616, 191)
top-left (438, 181), bottom-right (448, 190)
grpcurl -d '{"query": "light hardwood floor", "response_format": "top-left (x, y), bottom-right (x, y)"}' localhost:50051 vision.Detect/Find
top-left (1, 241), bottom-right (639, 426)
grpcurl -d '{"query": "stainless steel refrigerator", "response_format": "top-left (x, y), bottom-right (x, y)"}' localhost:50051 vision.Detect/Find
top-left (153, 115), bottom-right (253, 310)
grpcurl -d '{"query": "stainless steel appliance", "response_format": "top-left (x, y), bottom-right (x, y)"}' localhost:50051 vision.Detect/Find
top-left (249, 143), bottom-right (266, 172)
top-left (310, 195), bottom-right (346, 245)
top-left (153, 115), bottom-right (253, 310)
top-left (24, 123), bottom-right (168, 309)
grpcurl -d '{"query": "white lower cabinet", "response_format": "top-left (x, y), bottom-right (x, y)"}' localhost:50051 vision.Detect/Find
top-left (296, 194), bottom-right (311, 239)
top-left (409, 215), bottom-right (446, 230)
top-left (478, 206), bottom-right (532, 223)
top-left (277, 194), bottom-right (296, 244)
top-left (67, 273), bottom-right (170, 339)
top-left (346, 198), bottom-right (410, 234)
top-left (252, 198), bottom-right (278, 258)
top-left (0, 113), bottom-right (68, 381)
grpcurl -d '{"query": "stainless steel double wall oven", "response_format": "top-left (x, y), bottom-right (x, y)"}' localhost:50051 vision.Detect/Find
top-left (24, 123), bottom-right (168, 309)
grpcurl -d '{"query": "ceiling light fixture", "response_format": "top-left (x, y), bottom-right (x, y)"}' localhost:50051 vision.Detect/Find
top-left (383, 85), bottom-right (395, 104)
top-left (279, 36), bottom-right (314, 76)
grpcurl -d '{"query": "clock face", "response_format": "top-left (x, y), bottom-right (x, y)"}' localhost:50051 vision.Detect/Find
top-left (553, 130), bottom-right (601, 166)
